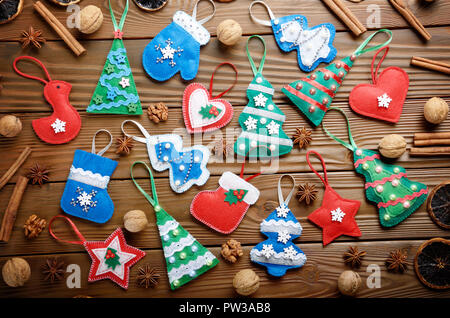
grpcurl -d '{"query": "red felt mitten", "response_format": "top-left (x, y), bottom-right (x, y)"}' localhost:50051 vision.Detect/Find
top-left (191, 171), bottom-right (260, 234)
top-left (349, 46), bottom-right (409, 123)
top-left (13, 56), bottom-right (81, 144)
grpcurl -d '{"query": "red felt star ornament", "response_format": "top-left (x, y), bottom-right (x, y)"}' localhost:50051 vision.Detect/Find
top-left (84, 228), bottom-right (145, 289)
top-left (308, 187), bottom-right (361, 246)
top-left (114, 29), bottom-right (124, 39)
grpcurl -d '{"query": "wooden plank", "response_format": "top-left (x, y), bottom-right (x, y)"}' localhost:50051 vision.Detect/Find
top-left (0, 0), bottom-right (449, 41)
top-left (0, 168), bottom-right (448, 256)
top-left (1, 29), bottom-right (449, 114)
top-left (0, 98), bottom-right (449, 184)
top-left (0, 240), bottom-right (449, 298)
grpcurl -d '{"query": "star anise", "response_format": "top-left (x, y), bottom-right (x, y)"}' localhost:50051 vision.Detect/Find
top-left (386, 249), bottom-right (408, 273)
top-left (213, 137), bottom-right (234, 159)
top-left (343, 246), bottom-right (367, 268)
top-left (26, 162), bottom-right (50, 185)
top-left (292, 126), bottom-right (312, 149)
top-left (42, 258), bottom-right (65, 283)
top-left (116, 135), bottom-right (134, 155)
top-left (19, 26), bottom-right (46, 49)
top-left (296, 183), bottom-right (318, 205)
top-left (137, 264), bottom-right (160, 288)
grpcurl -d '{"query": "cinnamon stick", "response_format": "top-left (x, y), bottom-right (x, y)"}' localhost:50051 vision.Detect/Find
top-left (414, 139), bottom-right (450, 146)
top-left (0, 176), bottom-right (29, 242)
top-left (33, 1), bottom-right (86, 56)
top-left (410, 147), bottom-right (450, 156)
top-left (321, 0), bottom-right (366, 36)
top-left (414, 132), bottom-right (450, 140)
top-left (389, 0), bottom-right (431, 41)
top-left (0, 147), bottom-right (32, 191)
top-left (411, 56), bottom-right (450, 75)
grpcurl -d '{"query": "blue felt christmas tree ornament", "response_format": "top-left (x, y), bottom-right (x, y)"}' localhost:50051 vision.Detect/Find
top-left (121, 120), bottom-right (210, 194)
top-left (249, 1), bottom-right (336, 73)
top-left (250, 175), bottom-right (307, 277)
top-left (60, 130), bottom-right (118, 224)
top-left (142, 0), bottom-right (216, 82)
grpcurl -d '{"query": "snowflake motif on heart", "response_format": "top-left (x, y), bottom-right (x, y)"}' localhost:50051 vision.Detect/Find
top-left (70, 187), bottom-right (98, 213)
top-left (277, 230), bottom-right (291, 244)
top-left (276, 204), bottom-right (289, 218)
top-left (266, 120), bottom-right (280, 135)
top-left (253, 93), bottom-right (268, 107)
top-left (377, 93), bottom-right (392, 108)
top-left (155, 39), bottom-right (184, 67)
top-left (244, 116), bottom-right (258, 130)
top-left (261, 244), bottom-right (275, 258)
top-left (283, 245), bottom-right (298, 260)
top-left (330, 207), bottom-right (345, 223)
top-left (51, 118), bottom-right (66, 134)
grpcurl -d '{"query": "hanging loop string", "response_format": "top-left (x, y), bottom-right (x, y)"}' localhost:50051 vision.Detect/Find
top-left (192, 0), bottom-right (216, 25)
top-left (321, 107), bottom-right (358, 152)
top-left (91, 129), bottom-right (113, 156)
top-left (306, 150), bottom-right (329, 187)
top-left (239, 145), bottom-right (272, 182)
top-left (209, 62), bottom-right (238, 99)
top-left (130, 161), bottom-right (159, 209)
top-left (371, 46), bottom-right (389, 85)
top-left (48, 215), bottom-right (86, 245)
top-left (109, 0), bottom-right (129, 32)
top-left (353, 29), bottom-right (393, 57)
top-left (121, 120), bottom-right (152, 144)
top-left (246, 35), bottom-right (267, 76)
top-left (249, 1), bottom-right (276, 26)
top-left (13, 56), bottom-right (52, 85)
top-left (278, 174), bottom-right (296, 206)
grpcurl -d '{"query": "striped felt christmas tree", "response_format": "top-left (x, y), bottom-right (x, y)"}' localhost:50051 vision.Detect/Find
top-left (234, 35), bottom-right (293, 158)
top-left (282, 29), bottom-right (393, 126)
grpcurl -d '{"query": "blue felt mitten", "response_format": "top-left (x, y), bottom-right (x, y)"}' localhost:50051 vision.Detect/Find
top-left (142, 3), bottom-right (214, 82)
top-left (60, 131), bottom-right (118, 223)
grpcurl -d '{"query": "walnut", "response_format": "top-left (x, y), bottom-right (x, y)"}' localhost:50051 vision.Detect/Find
top-left (337, 270), bottom-right (361, 296)
top-left (147, 102), bottom-right (168, 123)
top-left (378, 134), bottom-right (406, 159)
top-left (424, 97), bottom-right (448, 124)
top-left (2, 257), bottom-right (31, 287)
top-left (123, 210), bottom-right (148, 233)
top-left (221, 239), bottom-right (243, 263)
top-left (24, 214), bottom-right (47, 239)
top-left (78, 5), bottom-right (103, 34)
top-left (233, 269), bottom-right (260, 296)
top-left (0, 115), bottom-right (22, 137)
top-left (217, 19), bottom-right (242, 46)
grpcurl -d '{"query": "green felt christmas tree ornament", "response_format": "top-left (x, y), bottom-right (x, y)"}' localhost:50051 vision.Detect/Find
top-left (87, 0), bottom-right (142, 115)
top-left (131, 161), bottom-right (219, 290)
top-left (323, 107), bottom-right (428, 227)
top-left (234, 35), bottom-right (293, 158)
top-left (282, 29), bottom-right (393, 127)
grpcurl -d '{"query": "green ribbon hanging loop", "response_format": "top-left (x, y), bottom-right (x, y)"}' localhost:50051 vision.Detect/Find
top-left (109, 0), bottom-right (129, 32)
top-left (321, 107), bottom-right (358, 152)
top-left (246, 35), bottom-right (267, 76)
top-left (130, 161), bottom-right (160, 210)
top-left (353, 29), bottom-right (393, 57)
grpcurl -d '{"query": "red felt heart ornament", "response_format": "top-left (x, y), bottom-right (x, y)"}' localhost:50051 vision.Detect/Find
top-left (349, 46), bottom-right (409, 123)
top-left (182, 62), bottom-right (237, 133)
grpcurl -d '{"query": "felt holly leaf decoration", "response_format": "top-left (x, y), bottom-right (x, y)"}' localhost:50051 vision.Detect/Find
top-left (224, 189), bottom-right (248, 205)
top-left (105, 248), bottom-right (121, 269)
top-left (199, 104), bottom-right (222, 119)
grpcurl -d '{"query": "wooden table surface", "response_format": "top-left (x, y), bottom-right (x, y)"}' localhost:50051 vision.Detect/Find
top-left (0, 0), bottom-right (449, 298)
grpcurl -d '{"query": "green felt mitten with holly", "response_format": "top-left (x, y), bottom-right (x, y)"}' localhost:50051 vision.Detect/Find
top-left (86, 0), bottom-right (142, 115)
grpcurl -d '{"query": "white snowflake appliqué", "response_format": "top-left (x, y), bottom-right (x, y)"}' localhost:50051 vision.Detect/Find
top-left (261, 244), bottom-right (275, 258)
top-left (253, 93), bottom-right (268, 107)
top-left (70, 187), bottom-right (98, 213)
top-left (244, 116), bottom-right (258, 130)
top-left (155, 39), bottom-right (184, 67)
top-left (119, 77), bottom-right (130, 88)
top-left (331, 207), bottom-right (346, 223)
top-left (277, 231), bottom-right (291, 244)
top-left (266, 120), bottom-right (280, 135)
top-left (51, 118), bottom-right (66, 134)
top-left (283, 246), bottom-right (298, 260)
top-left (276, 204), bottom-right (289, 218)
top-left (377, 93), bottom-right (392, 108)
